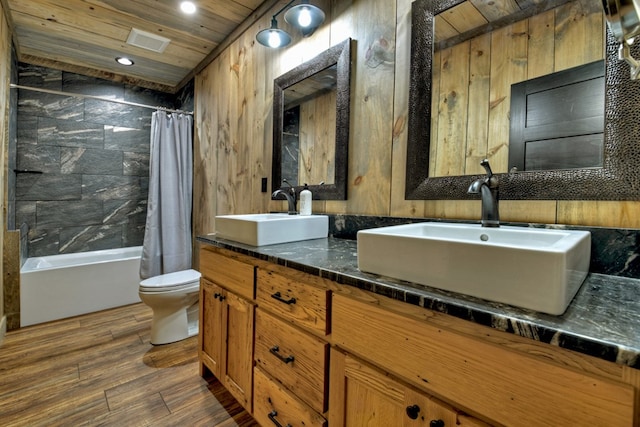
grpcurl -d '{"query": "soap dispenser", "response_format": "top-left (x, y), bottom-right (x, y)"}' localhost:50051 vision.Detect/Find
top-left (299, 183), bottom-right (312, 215)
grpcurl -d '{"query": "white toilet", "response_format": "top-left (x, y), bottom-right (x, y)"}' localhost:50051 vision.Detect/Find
top-left (139, 269), bottom-right (202, 345)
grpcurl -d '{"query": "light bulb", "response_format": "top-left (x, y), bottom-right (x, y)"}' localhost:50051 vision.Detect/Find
top-left (297, 7), bottom-right (312, 27)
top-left (115, 57), bottom-right (134, 66)
top-left (268, 31), bottom-right (281, 48)
top-left (180, 1), bottom-right (197, 14)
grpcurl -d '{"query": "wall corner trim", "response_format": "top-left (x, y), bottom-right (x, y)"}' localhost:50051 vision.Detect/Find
top-left (0, 315), bottom-right (6, 347)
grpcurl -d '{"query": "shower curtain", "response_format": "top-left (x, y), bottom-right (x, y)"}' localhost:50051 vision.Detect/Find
top-left (140, 112), bottom-right (193, 279)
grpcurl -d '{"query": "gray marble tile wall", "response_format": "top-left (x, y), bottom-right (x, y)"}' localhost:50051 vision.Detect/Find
top-left (7, 44), bottom-right (18, 231)
top-left (15, 64), bottom-right (192, 257)
top-left (281, 107), bottom-right (300, 186)
top-left (175, 79), bottom-right (194, 112)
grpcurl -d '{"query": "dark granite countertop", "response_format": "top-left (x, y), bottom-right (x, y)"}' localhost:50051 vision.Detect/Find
top-left (197, 235), bottom-right (640, 369)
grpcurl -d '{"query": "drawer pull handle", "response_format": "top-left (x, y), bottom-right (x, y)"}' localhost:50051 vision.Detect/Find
top-left (271, 291), bottom-right (296, 305)
top-left (270, 345), bottom-right (295, 364)
top-left (406, 404), bottom-right (420, 420)
top-left (268, 410), bottom-right (292, 427)
top-left (213, 293), bottom-right (225, 302)
top-left (430, 420), bottom-right (445, 427)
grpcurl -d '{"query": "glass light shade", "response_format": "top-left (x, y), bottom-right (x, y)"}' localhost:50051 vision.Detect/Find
top-left (256, 28), bottom-right (291, 48)
top-left (284, 2), bottom-right (325, 36)
top-left (256, 18), bottom-right (292, 48)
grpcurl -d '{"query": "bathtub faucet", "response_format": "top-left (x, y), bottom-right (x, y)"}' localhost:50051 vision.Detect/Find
top-left (467, 159), bottom-right (499, 227)
top-left (272, 180), bottom-right (297, 215)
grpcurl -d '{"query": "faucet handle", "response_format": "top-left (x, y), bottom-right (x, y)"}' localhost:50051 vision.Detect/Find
top-left (282, 178), bottom-right (293, 188)
top-left (481, 159), bottom-right (499, 189)
top-left (480, 159), bottom-right (493, 178)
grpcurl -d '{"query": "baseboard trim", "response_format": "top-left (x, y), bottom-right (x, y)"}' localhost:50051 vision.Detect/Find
top-left (0, 315), bottom-right (6, 347)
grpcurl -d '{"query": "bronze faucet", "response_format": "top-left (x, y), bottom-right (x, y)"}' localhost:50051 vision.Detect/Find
top-left (467, 159), bottom-right (499, 227)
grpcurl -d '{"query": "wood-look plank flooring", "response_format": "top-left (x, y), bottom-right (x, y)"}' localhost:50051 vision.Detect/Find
top-left (0, 303), bottom-right (258, 426)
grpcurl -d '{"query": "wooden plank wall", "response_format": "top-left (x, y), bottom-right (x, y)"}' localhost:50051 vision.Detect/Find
top-left (193, 0), bottom-right (640, 242)
top-left (430, 0), bottom-right (604, 177)
top-left (0, 0), bottom-right (11, 343)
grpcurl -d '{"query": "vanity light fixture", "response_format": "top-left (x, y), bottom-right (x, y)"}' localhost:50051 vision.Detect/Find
top-left (256, 0), bottom-right (325, 48)
top-left (284, 1), bottom-right (325, 37)
top-left (115, 57), bottom-right (134, 66)
top-left (180, 1), bottom-right (197, 14)
top-left (256, 17), bottom-right (292, 48)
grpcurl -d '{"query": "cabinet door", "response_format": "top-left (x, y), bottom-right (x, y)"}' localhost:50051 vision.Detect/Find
top-left (329, 347), bottom-right (405, 427)
top-left (329, 348), bottom-right (488, 427)
top-left (404, 389), bottom-right (478, 427)
top-left (224, 291), bottom-right (255, 412)
top-left (200, 279), bottom-right (226, 378)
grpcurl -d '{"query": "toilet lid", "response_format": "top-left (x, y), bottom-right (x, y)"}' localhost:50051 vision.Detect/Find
top-left (140, 269), bottom-right (201, 292)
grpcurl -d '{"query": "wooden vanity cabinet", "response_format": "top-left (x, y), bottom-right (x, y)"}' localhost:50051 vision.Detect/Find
top-left (199, 247), bottom-right (256, 412)
top-left (330, 292), bottom-right (637, 426)
top-left (199, 246), bottom-right (640, 426)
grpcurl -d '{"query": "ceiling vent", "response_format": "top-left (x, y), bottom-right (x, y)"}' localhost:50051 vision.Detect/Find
top-left (126, 28), bottom-right (171, 53)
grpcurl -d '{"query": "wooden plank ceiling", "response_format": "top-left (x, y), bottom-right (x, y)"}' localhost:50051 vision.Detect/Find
top-left (435, 0), bottom-right (572, 49)
top-left (5, 0), bottom-right (267, 92)
top-left (4, 0), bottom-right (570, 93)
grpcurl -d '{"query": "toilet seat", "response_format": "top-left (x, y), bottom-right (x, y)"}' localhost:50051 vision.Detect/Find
top-left (139, 269), bottom-right (201, 293)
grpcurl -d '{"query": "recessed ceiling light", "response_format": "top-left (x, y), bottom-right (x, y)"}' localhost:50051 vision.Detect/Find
top-left (115, 57), bottom-right (134, 66)
top-left (180, 1), bottom-right (197, 14)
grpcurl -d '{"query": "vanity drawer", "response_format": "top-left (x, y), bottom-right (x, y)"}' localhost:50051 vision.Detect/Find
top-left (255, 308), bottom-right (329, 413)
top-left (253, 367), bottom-right (326, 427)
top-left (331, 293), bottom-right (636, 426)
top-left (199, 247), bottom-right (255, 300)
top-left (256, 268), bottom-right (329, 336)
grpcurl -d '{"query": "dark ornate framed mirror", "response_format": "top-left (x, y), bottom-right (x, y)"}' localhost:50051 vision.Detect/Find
top-left (406, 0), bottom-right (640, 200)
top-left (272, 38), bottom-right (352, 200)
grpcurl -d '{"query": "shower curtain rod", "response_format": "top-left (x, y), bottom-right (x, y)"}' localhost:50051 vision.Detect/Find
top-left (10, 84), bottom-right (194, 115)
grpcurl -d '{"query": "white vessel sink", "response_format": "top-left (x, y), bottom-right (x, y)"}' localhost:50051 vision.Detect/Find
top-left (215, 213), bottom-right (328, 246)
top-left (357, 222), bottom-right (591, 315)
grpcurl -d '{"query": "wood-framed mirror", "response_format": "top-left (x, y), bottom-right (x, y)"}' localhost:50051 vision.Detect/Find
top-left (272, 38), bottom-right (352, 200)
top-left (406, 0), bottom-right (640, 200)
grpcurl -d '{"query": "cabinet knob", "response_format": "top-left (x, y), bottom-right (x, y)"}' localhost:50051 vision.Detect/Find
top-left (406, 404), bottom-right (421, 420)
top-left (430, 420), bottom-right (445, 427)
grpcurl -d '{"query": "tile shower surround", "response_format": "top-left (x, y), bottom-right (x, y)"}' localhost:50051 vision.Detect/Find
top-left (15, 64), bottom-right (193, 257)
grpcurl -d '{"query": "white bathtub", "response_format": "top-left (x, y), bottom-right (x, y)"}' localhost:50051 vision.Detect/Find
top-left (20, 246), bottom-right (143, 326)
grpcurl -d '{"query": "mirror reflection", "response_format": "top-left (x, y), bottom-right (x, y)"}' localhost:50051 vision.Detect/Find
top-left (281, 65), bottom-right (337, 186)
top-left (429, 0), bottom-right (604, 177)
top-left (405, 0), bottom-right (640, 202)
top-left (272, 38), bottom-right (351, 200)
